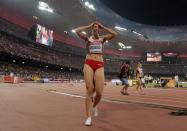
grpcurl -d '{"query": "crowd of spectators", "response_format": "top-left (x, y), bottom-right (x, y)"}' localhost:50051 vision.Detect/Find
top-left (1, 18), bottom-right (187, 81)
top-left (0, 61), bottom-right (83, 81)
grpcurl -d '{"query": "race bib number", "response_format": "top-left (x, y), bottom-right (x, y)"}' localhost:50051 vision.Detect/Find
top-left (89, 44), bottom-right (102, 53)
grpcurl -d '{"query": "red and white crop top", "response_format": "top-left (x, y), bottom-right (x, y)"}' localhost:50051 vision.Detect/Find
top-left (86, 37), bottom-right (104, 54)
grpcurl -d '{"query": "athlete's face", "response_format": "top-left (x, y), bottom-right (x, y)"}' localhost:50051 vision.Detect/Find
top-left (138, 63), bottom-right (142, 68)
top-left (92, 24), bottom-right (99, 37)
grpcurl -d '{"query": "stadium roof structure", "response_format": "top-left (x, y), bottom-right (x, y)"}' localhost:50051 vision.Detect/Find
top-left (1, 0), bottom-right (187, 58)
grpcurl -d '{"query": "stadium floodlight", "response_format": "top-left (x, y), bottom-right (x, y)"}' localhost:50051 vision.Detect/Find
top-left (115, 26), bottom-right (127, 31)
top-left (84, 1), bottom-right (96, 11)
top-left (38, 6), bottom-right (46, 11)
top-left (71, 29), bottom-right (76, 33)
top-left (47, 8), bottom-right (54, 13)
top-left (118, 42), bottom-right (125, 48)
top-left (82, 31), bottom-right (87, 35)
top-left (132, 31), bottom-right (143, 36)
top-left (88, 4), bottom-right (95, 10)
top-left (118, 42), bottom-right (132, 49)
top-left (38, 1), bottom-right (53, 13)
top-left (125, 46), bottom-right (132, 49)
top-left (39, 1), bottom-right (48, 8)
top-left (85, 1), bottom-right (89, 6)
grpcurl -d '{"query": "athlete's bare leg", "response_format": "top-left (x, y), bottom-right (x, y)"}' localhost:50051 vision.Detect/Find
top-left (93, 67), bottom-right (104, 108)
top-left (84, 64), bottom-right (95, 118)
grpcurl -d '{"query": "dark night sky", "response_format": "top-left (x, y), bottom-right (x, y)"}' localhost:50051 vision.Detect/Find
top-left (101, 0), bottom-right (187, 26)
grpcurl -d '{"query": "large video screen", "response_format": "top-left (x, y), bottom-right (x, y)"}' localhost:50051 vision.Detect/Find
top-left (36, 24), bottom-right (53, 46)
top-left (147, 53), bottom-right (162, 62)
top-left (162, 53), bottom-right (178, 62)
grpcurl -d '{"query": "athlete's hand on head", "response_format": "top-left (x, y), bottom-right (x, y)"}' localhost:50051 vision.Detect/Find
top-left (95, 21), bottom-right (101, 25)
top-left (88, 22), bottom-right (95, 28)
top-left (95, 21), bottom-right (104, 28)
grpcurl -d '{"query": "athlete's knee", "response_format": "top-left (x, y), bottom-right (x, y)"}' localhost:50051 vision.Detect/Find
top-left (86, 87), bottom-right (94, 96)
top-left (86, 89), bottom-right (93, 98)
top-left (95, 91), bottom-right (102, 99)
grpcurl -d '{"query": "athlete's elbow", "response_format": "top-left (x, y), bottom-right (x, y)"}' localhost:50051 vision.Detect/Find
top-left (109, 33), bottom-right (117, 39)
top-left (113, 31), bottom-right (117, 36)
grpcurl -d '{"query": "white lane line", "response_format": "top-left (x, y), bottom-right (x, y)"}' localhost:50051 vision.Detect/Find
top-left (51, 91), bottom-right (127, 104)
top-left (53, 90), bottom-right (187, 104)
top-left (50, 91), bottom-right (187, 110)
top-left (51, 91), bottom-right (131, 106)
top-left (51, 91), bottom-right (85, 99)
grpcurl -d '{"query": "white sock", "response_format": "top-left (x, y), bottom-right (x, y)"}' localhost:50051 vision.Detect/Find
top-left (93, 107), bottom-right (98, 117)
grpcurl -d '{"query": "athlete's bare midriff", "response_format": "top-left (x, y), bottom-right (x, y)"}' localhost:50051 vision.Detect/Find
top-left (86, 53), bottom-right (103, 62)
